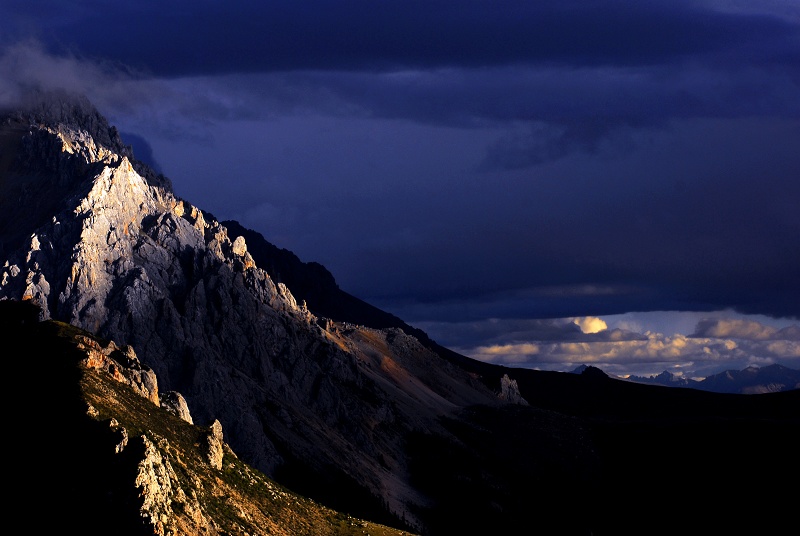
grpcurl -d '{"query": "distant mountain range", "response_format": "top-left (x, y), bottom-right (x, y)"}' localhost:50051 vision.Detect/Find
top-left (618, 364), bottom-right (800, 394)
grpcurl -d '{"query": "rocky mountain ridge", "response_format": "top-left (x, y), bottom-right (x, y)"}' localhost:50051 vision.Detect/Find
top-left (0, 90), bottom-right (509, 532)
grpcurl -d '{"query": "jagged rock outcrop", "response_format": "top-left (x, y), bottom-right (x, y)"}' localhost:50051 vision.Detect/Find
top-left (77, 335), bottom-right (160, 405)
top-left (161, 390), bottom-right (194, 424)
top-left (135, 434), bottom-right (214, 535)
top-left (204, 419), bottom-right (225, 470)
top-left (0, 91), bottom-right (499, 531)
top-left (498, 373), bottom-right (528, 405)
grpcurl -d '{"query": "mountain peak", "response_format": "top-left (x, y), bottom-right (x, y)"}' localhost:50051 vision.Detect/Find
top-left (7, 88), bottom-right (112, 138)
top-left (571, 364), bottom-right (608, 378)
top-left (1, 89), bottom-right (171, 192)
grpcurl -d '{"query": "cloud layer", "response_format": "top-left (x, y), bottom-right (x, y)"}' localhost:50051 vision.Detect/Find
top-left (422, 313), bottom-right (800, 378)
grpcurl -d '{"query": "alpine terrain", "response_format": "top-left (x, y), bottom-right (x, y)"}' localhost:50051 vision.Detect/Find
top-left (1, 90), bottom-right (797, 536)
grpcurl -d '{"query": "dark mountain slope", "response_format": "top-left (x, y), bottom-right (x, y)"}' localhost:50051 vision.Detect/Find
top-left (1, 299), bottom-right (417, 536)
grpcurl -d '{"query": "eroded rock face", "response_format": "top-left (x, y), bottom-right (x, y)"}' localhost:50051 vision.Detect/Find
top-left (0, 92), bottom-right (498, 530)
top-left (204, 419), bottom-right (225, 470)
top-left (135, 434), bottom-right (219, 535)
top-left (2, 96), bottom-right (315, 470)
top-left (77, 335), bottom-right (160, 405)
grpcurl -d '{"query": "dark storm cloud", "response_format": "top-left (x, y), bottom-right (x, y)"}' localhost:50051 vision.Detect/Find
top-left (5, 1), bottom-right (797, 156)
top-left (409, 316), bottom-right (648, 350)
top-left (4, 0), bottom-right (799, 74)
top-left (357, 111), bottom-right (800, 323)
top-left (231, 60), bottom-right (798, 176)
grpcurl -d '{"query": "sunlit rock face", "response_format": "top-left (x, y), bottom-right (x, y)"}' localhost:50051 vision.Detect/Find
top-left (0, 91), bottom-right (500, 531)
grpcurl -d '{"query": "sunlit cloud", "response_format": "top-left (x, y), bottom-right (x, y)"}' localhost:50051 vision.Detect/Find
top-left (763, 340), bottom-right (800, 357)
top-left (691, 318), bottom-right (779, 340)
top-left (471, 343), bottom-right (540, 364)
top-left (573, 316), bottom-right (607, 334)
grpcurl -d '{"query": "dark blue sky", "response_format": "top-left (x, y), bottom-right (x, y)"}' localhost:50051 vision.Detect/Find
top-left (2, 0), bottom-right (799, 378)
